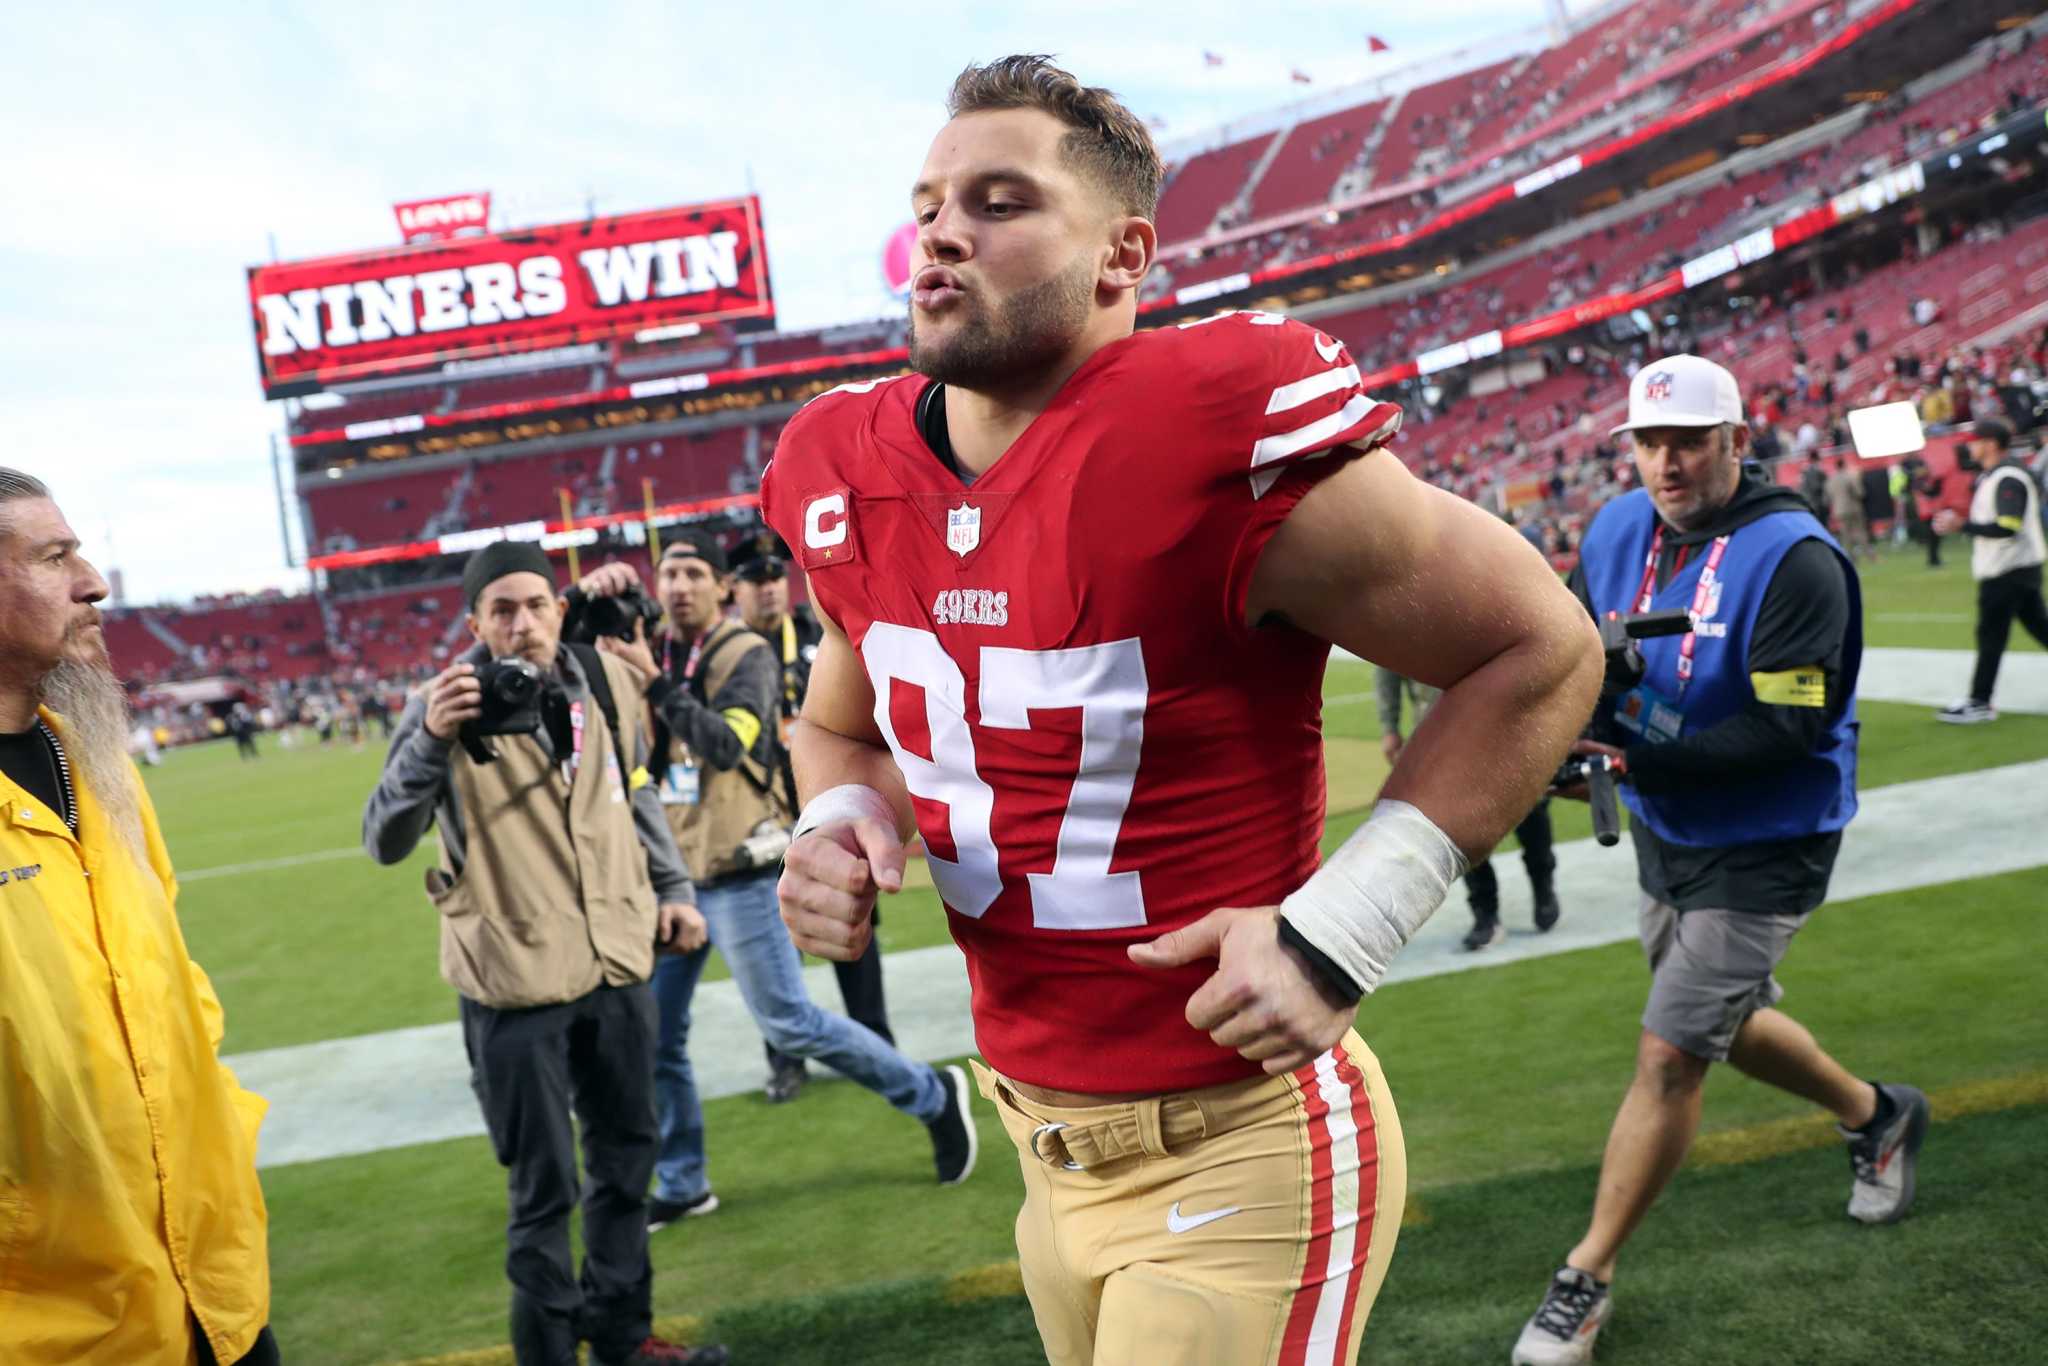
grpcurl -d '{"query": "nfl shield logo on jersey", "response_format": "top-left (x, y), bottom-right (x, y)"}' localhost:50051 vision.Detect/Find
top-left (946, 502), bottom-right (981, 557)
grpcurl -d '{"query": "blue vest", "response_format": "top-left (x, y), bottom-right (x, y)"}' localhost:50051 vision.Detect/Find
top-left (1578, 488), bottom-right (1861, 847)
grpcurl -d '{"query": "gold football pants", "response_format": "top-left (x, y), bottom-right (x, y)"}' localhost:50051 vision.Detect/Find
top-left (973, 1029), bottom-right (1404, 1366)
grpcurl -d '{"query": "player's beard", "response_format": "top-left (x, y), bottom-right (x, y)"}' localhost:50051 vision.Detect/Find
top-left (908, 254), bottom-right (1095, 392)
top-left (39, 649), bottom-right (150, 868)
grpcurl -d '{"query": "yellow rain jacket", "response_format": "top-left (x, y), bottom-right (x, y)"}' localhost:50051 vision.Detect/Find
top-left (0, 707), bottom-right (270, 1365)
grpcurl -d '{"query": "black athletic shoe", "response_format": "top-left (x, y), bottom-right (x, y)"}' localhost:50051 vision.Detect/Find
top-left (927, 1063), bottom-right (979, 1186)
top-left (1462, 912), bottom-right (1505, 951)
top-left (646, 1190), bottom-right (719, 1232)
top-left (1533, 889), bottom-right (1561, 933)
top-left (764, 1057), bottom-right (807, 1104)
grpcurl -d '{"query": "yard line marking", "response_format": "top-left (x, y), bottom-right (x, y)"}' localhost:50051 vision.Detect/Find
top-left (181, 846), bottom-right (364, 882)
top-left (1872, 612), bottom-right (1967, 622)
top-left (1688, 1069), bottom-right (2048, 1169)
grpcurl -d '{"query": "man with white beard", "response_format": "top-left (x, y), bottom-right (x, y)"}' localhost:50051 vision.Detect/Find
top-left (0, 468), bottom-right (279, 1366)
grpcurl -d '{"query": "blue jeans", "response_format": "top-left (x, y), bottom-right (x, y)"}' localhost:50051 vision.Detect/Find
top-left (652, 870), bottom-right (945, 1202)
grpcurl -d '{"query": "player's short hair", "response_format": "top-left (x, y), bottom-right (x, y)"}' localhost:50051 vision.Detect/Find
top-left (946, 55), bottom-right (1162, 221)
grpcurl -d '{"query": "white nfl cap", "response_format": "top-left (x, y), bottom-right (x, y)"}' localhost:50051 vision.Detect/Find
top-left (1611, 354), bottom-right (1744, 437)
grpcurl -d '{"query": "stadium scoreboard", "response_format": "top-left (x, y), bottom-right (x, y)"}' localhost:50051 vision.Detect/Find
top-left (247, 197), bottom-right (776, 399)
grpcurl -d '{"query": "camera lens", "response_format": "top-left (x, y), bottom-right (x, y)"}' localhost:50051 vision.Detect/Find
top-left (493, 663), bottom-right (539, 704)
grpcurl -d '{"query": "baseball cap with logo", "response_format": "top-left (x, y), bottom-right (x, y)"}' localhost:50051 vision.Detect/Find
top-left (1610, 354), bottom-right (1744, 437)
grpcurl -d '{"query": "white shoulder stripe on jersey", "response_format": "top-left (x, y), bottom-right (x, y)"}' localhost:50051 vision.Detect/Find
top-left (1254, 393), bottom-right (1386, 468)
top-left (1249, 400), bottom-right (1401, 499)
top-left (811, 373), bottom-right (920, 404)
top-left (1266, 363), bottom-right (1362, 417)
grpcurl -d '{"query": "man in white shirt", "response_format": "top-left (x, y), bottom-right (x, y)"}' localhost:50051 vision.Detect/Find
top-left (1934, 420), bottom-right (2048, 722)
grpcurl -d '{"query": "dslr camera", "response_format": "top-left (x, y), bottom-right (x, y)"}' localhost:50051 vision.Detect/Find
top-left (730, 818), bottom-right (793, 872)
top-left (562, 584), bottom-right (662, 645)
top-left (459, 656), bottom-right (549, 764)
top-left (1552, 607), bottom-right (1692, 845)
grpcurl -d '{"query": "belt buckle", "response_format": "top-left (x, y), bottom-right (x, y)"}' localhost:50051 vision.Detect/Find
top-left (1028, 1121), bottom-right (1084, 1171)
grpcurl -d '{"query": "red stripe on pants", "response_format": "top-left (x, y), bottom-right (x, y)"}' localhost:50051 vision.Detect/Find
top-left (1330, 1045), bottom-right (1378, 1353)
top-left (1279, 1053), bottom-right (1339, 1365)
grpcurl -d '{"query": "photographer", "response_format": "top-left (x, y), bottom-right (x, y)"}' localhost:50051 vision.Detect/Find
top-left (580, 533), bottom-right (975, 1232)
top-left (733, 549), bottom-right (897, 1104)
top-left (1932, 419), bottom-right (2047, 723)
top-left (361, 541), bottom-right (724, 1366)
top-left (1511, 358), bottom-right (1927, 1366)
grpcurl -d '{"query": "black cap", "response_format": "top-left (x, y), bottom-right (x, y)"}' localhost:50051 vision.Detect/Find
top-left (660, 529), bottom-right (728, 573)
top-left (1975, 418), bottom-right (2013, 451)
top-left (734, 553), bottom-right (788, 583)
top-left (462, 540), bottom-right (556, 609)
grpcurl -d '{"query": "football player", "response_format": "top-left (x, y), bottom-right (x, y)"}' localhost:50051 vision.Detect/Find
top-left (764, 56), bottom-right (1603, 1366)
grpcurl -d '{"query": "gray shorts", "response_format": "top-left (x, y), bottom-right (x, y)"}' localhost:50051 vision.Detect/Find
top-left (1638, 896), bottom-right (1809, 1061)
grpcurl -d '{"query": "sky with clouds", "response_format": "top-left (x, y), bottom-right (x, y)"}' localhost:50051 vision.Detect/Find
top-left (0, 0), bottom-right (1577, 606)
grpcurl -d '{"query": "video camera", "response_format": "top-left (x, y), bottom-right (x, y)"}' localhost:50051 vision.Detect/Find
top-left (458, 656), bottom-right (550, 764)
top-left (561, 584), bottom-right (662, 646)
top-left (1553, 607), bottom-right (1693, 846)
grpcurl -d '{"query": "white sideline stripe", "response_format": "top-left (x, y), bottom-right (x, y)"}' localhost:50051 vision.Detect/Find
top-left (231, 756), bottom-right (2048, 1170)
top-left (182, 846), bottom-right (363, 882)
top-left (1266, 363), bottom-right (1362, 416)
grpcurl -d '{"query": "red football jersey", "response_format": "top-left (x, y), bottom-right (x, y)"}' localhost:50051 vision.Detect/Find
top-left (760, 311), bottom-right (1402, 1093)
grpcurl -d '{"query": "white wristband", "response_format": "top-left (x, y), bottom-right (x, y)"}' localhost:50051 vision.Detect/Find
top-left (1279, 798), bottom-right (1468, 998)
top-left (792, 784), bottom-right (897, 841)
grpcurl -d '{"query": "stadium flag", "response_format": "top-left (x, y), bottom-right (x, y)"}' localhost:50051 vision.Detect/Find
top-left (1291, 68), bottom-right (1313, 84)
top-left (1368, 35), bottom-right (1391, 53)
top-left (1203, 50), bottom-right (1224, 66)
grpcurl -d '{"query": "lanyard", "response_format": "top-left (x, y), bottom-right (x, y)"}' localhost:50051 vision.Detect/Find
top-left (661, 630), bottom-right (708, 683)
top-left (778, 617), bottom-right (801, 710)
top-left (1632, 524), bottom-right (1731, 693)
top-left (565, 699), bottom-right (587, 782)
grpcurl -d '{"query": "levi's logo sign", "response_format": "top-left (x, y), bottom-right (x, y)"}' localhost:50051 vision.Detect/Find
top-left (799, 490), bottom-right (856, 569)
top-left (394, 193), bottom-right (490, 240)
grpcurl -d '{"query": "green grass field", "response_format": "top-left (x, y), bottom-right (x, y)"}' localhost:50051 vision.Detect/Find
top-left (146, 543), bottom-right (2046, 1364)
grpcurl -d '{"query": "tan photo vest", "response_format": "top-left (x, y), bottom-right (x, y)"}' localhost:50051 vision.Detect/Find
top-left (660, 620), bottom-right (790, 885)
top-left (430, 651), bottom-right (658, 1009)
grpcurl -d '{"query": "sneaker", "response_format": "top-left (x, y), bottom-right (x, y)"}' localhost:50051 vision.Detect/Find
top-left (1512, 1267), bottom-right (1612, 1366)
top-left (927, 1063), bottom-right (979, 1186)
top-left (1532, 889), bottom-right (1561, 933)
top-left (1934, 700), bottom-right (1996, 724)
top-left (1841, 1082), bottom-right (1929, 1224)
top-left (594, 1335), bottom-right (729, 1366)
top-left (1462, 913), bottom-right (1505, 951)
top-left (646, 1190), bottom-right (719, 1232)
top-left (764, 1057), bottom-right (807, 1104)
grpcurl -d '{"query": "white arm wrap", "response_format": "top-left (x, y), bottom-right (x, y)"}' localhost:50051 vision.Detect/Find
top-left (792, 783), bottom-right (898, 841)
top-left (1279, 798), bottom-right (1468, 998)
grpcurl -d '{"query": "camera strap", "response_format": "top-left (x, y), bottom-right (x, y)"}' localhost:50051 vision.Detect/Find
top-left (1632, 526), bottom-right (1731, 694)
top-left (565, 642), bottom-right (630, 792)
